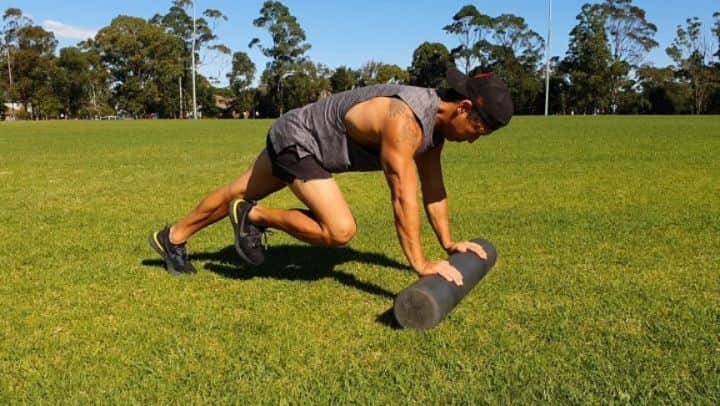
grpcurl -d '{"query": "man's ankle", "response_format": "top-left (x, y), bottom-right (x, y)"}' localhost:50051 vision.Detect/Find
top-left (247, 206), bottom-right (262, 225)
top-left (169, 226), bottom-right (186, 245)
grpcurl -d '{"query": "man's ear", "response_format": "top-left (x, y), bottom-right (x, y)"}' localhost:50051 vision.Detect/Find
top-left (458, 100), bottom-right (473, 115)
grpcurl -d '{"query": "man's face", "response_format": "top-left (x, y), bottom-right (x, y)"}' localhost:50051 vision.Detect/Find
top-left (445, 100), bottom-right (493, 143)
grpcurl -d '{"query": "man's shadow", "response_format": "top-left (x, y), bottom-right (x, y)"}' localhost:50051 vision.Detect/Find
top-left (142, 244), bottom-right (408, 328)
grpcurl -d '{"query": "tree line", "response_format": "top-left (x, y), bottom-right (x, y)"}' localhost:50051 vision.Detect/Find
top-left (1, 0), bottom-right (719, 120)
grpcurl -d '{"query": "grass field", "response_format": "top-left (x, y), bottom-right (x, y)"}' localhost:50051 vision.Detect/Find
top-left (0, 116), bottom-right (718, 403)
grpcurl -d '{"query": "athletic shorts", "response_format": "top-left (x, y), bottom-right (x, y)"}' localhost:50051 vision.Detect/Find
top-left (266, 136), bottom-right (332, 183)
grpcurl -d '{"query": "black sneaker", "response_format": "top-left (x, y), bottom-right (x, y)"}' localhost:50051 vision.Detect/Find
top-left (148, 226), bottom-right (197, 275)
top-left (229, 199), bottom-right (267, 266)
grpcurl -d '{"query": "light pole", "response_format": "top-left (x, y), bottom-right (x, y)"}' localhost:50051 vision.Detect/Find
top-left (278, 70), bottom-right (295, 116)
top-left (544, 0), bottom-right (552, 116)
top-left (191, 0), bottom-right (198, 119)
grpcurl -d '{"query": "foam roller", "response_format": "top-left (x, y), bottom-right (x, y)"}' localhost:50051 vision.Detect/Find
top-left (393, 239), bottom-right (497, 330)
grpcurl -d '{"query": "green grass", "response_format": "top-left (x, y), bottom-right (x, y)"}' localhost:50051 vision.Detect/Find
top-left (0, 117), bottom-right (718, 403)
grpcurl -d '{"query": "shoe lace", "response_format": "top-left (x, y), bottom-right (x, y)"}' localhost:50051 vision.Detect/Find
top-left (248, 226), bottom-right (272, 249)
top-left (172, 243), bottom-right (188, 264)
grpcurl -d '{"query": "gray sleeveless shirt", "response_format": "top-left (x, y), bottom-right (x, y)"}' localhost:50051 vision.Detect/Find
top-left (267, 84), bottom-right (443, 173)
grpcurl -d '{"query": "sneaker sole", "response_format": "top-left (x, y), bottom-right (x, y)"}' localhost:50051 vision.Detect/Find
top-left (229, 200), bottom-right (264, 266)
top-left (148, 232), bottom-right (190, 276)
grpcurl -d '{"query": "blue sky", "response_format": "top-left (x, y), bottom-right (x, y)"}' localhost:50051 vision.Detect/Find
top-left (9, 0), bottom-right (720, 86)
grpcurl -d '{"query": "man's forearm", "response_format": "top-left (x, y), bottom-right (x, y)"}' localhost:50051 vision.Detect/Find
top-left (424, 197), bottom-right (453, 251)
top-left (392, 195), bottom-right (426, 272)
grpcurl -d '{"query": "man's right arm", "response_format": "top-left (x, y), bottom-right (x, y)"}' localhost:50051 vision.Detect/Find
top-left (380, 100), bottom-right (464, 286)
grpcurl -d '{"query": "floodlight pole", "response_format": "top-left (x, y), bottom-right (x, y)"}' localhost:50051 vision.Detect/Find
top-left (191, 0), bottom-right (198, 119)
top-left (544, 0), bottom-right (552, 116)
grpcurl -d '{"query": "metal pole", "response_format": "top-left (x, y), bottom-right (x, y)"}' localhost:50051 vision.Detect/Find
top-left (191, 0), bottom-right (198, 119)
top-left (544, 0), bottom-right (552, 116)
top-left (179, 76), bottom-right (183, 119)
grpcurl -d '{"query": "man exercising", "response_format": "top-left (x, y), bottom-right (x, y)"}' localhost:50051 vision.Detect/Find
top-left (149, 67), bottom-right (513, 286)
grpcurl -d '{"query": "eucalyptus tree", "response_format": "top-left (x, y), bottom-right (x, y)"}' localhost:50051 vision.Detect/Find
top-left (488, 14), bottom-right (545, 113)
top-left (592, 0), bottom-right (658, 112)
top-left (77, 38), bottom-right (113, 117)
top-left (443, 5), bottom-right (494, 74)
top-left (1, 8), bottom-right (32, 117)
top-left (713, 12), bottom-right (720, 59)
top-left (228, 51), bottom-right (255, 94)
top-left (150, 0), bottom-right (230, 116)
top-left (227, 51), bottom-right (257, 116)
top-left (249, 1), bottom-right (311, 115)
top-left (666, 17), bottom-right (715, 114)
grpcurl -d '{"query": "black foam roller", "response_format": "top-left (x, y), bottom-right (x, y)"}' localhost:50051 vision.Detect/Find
top-left (393, 239), bottom-right (497, 330)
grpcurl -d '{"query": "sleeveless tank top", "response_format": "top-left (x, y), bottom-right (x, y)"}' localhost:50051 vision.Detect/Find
top-left (267, 84), bottom-right (443, 173)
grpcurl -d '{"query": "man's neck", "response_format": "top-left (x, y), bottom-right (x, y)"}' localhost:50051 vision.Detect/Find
top-left (434, 100), bottom-right (457, 132)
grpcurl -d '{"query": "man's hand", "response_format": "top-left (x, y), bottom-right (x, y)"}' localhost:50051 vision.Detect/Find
top-left (446, 240), bottom-right (488, 260)
top-left (419, 260), bottom-right (464, 286)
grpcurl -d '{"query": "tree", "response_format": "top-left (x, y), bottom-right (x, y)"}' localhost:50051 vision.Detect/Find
top-left (151, 1), bottom-right (230, 117)
top-left (227, 51), bottom-right (256, 117)
top-left (713, 12), bottom-right (720, 59)
top-left (443, 5), bottom-right (494, 74)
top-left (488, 14), bottom-right (545, 114)
top-left (329, 66), bottom-right (359, 93)
top-left (93, 16), bottom-right (183, 117)
top-left (666, 17), bottom-right (713, 114)
top-left (281, 61), bottom-right (331, 110)
top-left (408, 42), bottom-right (452, 88)
top-left (0, 87), bottom-right (6, 119)
top-left (593, 0), bottom-right (658, 112)
top-left (227, 51), bottom-right (255, 94)
top-left (78, 38), bottom-right (113, 118)
top-left (56, 47), bottom-right (92, 118)
top-left (376, 64), bottom-right (409, 84)
top-left (249, 1), bottom-right (311, 115)
top-left (358, 61), bottom-right (408, 85)
top-left (710, 12), bottom-right (720, 113)
top-left (1, 8), bottom-right (32, 118)
top-left (562, 4), bottom-right (613, 114)
top-left (12, 24), bottom-right (59, 118)
top-left (635, 65), bottom-right (691, 114)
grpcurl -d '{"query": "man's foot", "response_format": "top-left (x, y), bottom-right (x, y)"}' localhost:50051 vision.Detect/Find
top-left (229, 199), bottom-right (267, 266)
top-left (148, 226), bottom-right (197, 275)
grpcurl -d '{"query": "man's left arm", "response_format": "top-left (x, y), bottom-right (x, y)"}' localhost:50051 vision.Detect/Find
top-left (415, 145), bottom-right (488, 259)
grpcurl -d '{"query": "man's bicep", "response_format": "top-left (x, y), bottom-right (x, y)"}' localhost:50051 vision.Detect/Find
top-left (380, 111), bottom-right (422, 178)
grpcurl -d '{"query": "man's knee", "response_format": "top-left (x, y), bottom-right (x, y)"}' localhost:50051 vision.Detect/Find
top-left (323, 220), bottom-right (357, 246)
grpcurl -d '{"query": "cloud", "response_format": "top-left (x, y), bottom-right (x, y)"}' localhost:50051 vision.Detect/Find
top-left (42, 20), bottom-right (97, 40)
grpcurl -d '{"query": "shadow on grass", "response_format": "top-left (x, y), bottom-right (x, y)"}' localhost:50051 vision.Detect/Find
top-left (142, 244), bottom-right (411, 303)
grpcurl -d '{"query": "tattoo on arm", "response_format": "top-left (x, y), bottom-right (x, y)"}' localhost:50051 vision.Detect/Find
top-left (401, 115), bottom-right (420, 146)
top-left (387, 98), bottom-right (407, 119)
top-left (387, 99), bottom-right (420, 147)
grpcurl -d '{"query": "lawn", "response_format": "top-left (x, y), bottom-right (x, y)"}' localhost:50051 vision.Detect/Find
top-left (0, 117), bottom-right (718, 403)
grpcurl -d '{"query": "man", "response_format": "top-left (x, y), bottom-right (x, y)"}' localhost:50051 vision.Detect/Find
top-left (149, 67), bottom-right (513, 286)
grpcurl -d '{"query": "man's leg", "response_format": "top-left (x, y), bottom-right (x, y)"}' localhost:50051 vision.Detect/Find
top-left (170, 149), bottom-right (286, 244)
top-left (248, 177), bottom-right (357, 247)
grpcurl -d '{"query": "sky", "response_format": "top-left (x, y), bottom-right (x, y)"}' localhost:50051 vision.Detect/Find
top-left (6, 0), bottom-right (720, 86)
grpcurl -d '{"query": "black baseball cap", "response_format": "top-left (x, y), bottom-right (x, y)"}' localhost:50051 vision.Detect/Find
top-left (446, 67), bottom-right (513, 131)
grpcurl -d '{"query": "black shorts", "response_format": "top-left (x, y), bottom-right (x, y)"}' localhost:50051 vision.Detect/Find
top-left (266, 137), bottom-right (331, 183)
